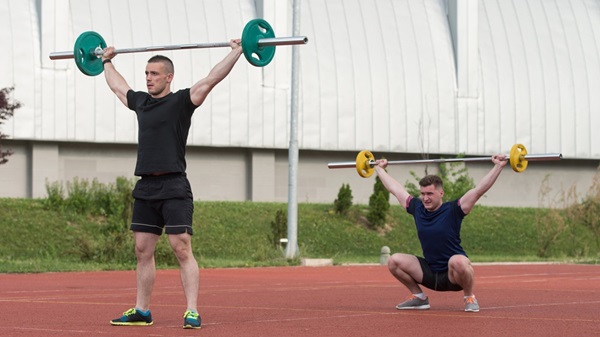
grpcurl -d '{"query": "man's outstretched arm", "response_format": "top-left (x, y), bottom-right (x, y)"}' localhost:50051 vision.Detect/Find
top-left (459, 154), bottom-right (507, 214)
top-left (190, 39), bottom-right (243, 107)
top-left (102, 47), bottom-right (131, 107)
top-left (375, 159), bottom-right (412, 209)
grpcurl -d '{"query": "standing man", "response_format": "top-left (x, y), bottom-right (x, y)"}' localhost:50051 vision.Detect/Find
top-left (374, 155), bottom-right (507, 312)
top-left (103, 39), bottom-right (243, 329)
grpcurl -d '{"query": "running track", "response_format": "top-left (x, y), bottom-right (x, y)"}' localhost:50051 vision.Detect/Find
top-left (0, 264), bottom-right (598, 336)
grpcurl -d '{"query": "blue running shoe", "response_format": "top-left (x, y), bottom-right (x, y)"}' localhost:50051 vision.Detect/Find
top-left (183, 310), bottom-right (202, 329)
top-left (110, 308), bottom-right (153, 326)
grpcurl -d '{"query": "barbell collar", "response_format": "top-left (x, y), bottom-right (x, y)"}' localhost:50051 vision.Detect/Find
top-left (520, 153), bottom-right (562, 162)
top-left (48, 51), bottom-right (82, 60)
top-left (258, 36), bottom-right (308, 46)
top-left (48, 36), bottom-right (308, 60)
top-left (327, 162), bottom-right (363, 169)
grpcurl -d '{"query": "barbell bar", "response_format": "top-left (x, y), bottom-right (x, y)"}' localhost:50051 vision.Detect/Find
top-left (49, 18), bottom-right (308, 76)
top-left (327, 144), bottom-right (563, 178)
top-left (48, 36), bottom-right (307, 60)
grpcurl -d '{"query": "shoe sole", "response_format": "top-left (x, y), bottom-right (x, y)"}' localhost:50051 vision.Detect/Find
top-left (396, 304), bottom-right (430, 310)
top-left (183, 325), bottom-right (202, 329)
top-left (110, 321), bottom-right (153, 326)
top-left (465, 308), bottom-right (479, 312)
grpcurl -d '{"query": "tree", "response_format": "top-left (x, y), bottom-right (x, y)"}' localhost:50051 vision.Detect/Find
top-left (0, 87), bottom-right (21, 165)
top-left (334, 183), bottom-right (353, 215)
top-left (367, 175), bottom-right (390, 229)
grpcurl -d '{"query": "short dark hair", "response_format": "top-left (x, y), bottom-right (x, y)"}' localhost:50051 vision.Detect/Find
top-left (419, 175), bottom-right (443, 189)
top-left (148, 55), bottom-right (174, 74)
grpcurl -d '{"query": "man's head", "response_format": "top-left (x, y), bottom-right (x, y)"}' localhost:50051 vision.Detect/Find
top-left (146, 55), bottom-right (174, 98)
top-left (419, 175), bottom-right (444, 211)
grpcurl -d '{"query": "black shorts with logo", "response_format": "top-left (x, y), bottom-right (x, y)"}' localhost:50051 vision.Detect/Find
top-left (417, 256), bottom-right (463, 292)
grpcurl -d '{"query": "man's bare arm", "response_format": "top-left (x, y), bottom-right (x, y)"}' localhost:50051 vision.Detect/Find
top-left (190, 39), bottom-right (243, 107)
top-left (459, 154), bottom-right (507, 214)
top-left (102, 47), bottom-right (131, 107)
top-left (375, 159), bottom-right (412, 208)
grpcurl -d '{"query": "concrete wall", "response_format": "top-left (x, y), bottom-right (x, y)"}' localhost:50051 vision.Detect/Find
top-left (1, 139), bottom-right (597, 208)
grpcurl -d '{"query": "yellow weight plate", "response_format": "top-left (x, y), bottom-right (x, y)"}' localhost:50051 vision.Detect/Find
top-left (509, 143), bottom-right (528, 173)
top-left (355, 150), bottom-right (375, 178)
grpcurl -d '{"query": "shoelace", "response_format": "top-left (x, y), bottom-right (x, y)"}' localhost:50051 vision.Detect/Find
top-left (123, 308), bottom-right (137, 316)
top-left (184, 311), bottom-right (199, 320)
top-left (465, 297), bottom-right (476, 304)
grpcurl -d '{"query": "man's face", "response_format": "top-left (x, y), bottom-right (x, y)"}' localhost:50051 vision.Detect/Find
top-left (420, 184), bottom-right (444, 211)
top-left (145, 62), bottom-right (172, 97)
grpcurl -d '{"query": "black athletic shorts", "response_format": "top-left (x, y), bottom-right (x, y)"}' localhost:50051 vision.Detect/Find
top-left (417, 256), bottom-right (463, 292)
top-left (130, 173), bottom-right (194, 235)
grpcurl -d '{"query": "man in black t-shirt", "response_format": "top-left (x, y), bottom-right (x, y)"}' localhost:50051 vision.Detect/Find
top-left (101, 39), bottom-right (243, 329)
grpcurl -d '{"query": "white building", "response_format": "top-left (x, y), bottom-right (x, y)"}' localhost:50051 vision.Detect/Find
top-left (1, 0), bottom-right (599, 207)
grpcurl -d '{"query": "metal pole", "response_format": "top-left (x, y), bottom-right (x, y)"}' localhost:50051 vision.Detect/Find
top-left (327, 153), bottom-right (563, 169)
top-left (48, 36), bottom-right (308, 60)
top-left (286, 0), bottom-right (301, 259)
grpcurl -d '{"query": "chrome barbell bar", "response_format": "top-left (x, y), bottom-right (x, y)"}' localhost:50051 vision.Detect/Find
top-left (48, 36), bottom-right (309, 60)
top-left (327, 153), bottom-right (563, 169)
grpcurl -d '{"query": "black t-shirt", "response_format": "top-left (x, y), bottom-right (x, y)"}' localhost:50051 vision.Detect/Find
top-left (127, 89), bottom-right (198, 176)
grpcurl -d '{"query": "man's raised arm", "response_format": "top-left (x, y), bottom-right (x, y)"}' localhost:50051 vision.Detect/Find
top-left (102, 47), bottom-right (132, 107)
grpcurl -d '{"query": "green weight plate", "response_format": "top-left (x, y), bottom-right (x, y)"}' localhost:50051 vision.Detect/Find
top-left (74, 31), bottom-right (107, 76)
top-left (241, 19), bottom-right (276, 67)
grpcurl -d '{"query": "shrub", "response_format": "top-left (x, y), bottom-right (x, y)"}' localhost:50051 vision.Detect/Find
top-left (373, 175), bottom-right (390, 202)
top-left (578, 166), bottom-right (600, 248)
top-left (367, 176), bottom-right (390, 229)
top-left (0, 86), bottom-right (21, 165)
top-left (535, 175), bottom-right (579, 257)
top-left (44, 177), bottom-right (135, 219)
top-left (269, 209), bottom-right (287, 248)
top-left (334, 183), bottom-right (353, 215)
top-left (43, 176), bottom-right (136, 263)
top-left (45, 180), bottom-right (65, 211)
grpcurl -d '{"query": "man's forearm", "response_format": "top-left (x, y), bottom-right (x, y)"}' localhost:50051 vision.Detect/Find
top-left (375, 166), bottom-right (410, 207)
top-left (473, 163), bottom-right (504, 196)
top-left (103, 63), bottom-right (129, 106)
top-left (206, 48), bottom-right (243, 85)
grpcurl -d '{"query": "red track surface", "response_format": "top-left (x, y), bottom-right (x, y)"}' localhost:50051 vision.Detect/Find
top-left (0, 264), bottom-right (598, 336)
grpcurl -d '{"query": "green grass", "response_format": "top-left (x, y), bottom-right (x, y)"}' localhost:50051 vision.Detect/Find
top-left (0, 198), bottom-right (598, 273)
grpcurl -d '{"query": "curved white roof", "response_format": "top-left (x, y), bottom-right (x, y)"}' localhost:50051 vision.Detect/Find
top-left (1, 0), bottom-right (599, 159)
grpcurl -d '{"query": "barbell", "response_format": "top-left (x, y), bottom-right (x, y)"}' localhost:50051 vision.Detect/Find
top-left (328, 144), bottom-right (563, 178)
top-left (49, 18), bottom-right (308, 76)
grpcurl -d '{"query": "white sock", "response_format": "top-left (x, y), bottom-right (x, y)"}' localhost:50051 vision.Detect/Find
top-left (464, 294), bottom-right (475, 299)
top-left (414, 293), bottom-right (427, 300)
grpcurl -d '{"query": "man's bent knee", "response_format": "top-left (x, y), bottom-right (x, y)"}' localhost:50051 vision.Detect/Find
top-left (448, 255), bottom-right (471, 273)
top-left (387, 253), bottom-right (405, 269)
top-left (388, 253), bottom-right (419, 273)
